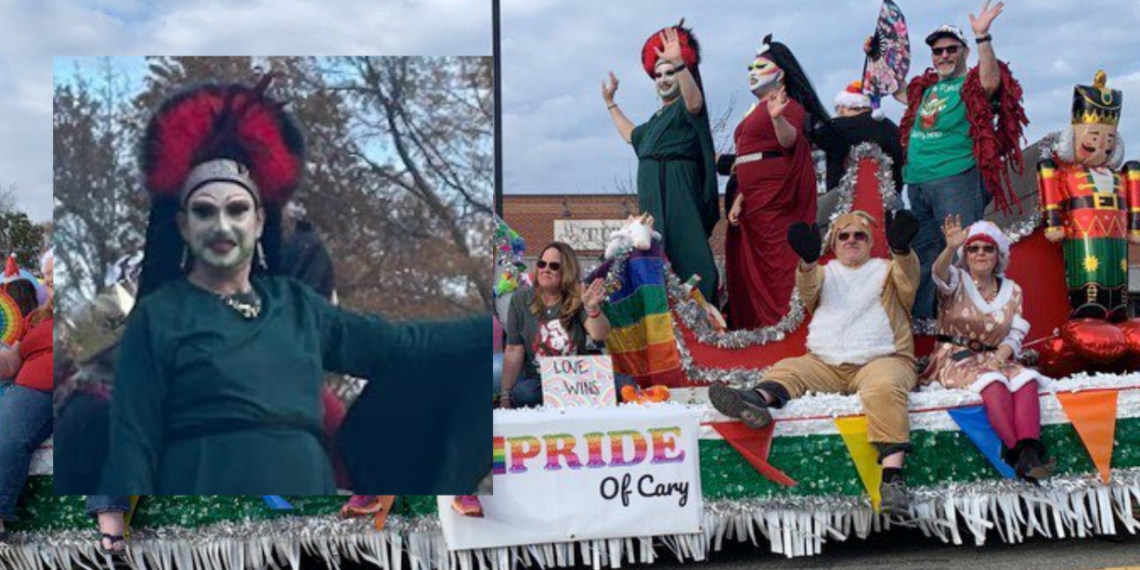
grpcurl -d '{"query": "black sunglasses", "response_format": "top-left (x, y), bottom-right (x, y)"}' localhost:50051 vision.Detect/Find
top-left (966, 244), bottom-right (996, 254)
top-left (932, 45), bottom-right (961, 57)
top-left (536, 260), bottom-right (562, 271)
top-left (837, 231), bottom-right (869, 243)
top-left (654, 69), bottom-right (679, 79)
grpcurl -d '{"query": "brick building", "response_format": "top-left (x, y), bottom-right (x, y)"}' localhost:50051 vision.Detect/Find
top-left (503, 194), bottom-right (730, 263)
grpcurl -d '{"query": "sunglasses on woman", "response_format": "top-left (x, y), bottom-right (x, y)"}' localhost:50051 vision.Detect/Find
top-left (837, 231), bottom-right (868, 243)
top-left (536, 260), bottom-right (562, 271)
top-left (966, 244), bottom-right (996, 254)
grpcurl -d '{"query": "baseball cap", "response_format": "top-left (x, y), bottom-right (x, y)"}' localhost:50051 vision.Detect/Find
top-left (925, 25), bottom-right (967, 47)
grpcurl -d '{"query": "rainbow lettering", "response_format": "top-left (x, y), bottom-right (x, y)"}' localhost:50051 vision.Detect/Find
top-left (543, 433), bottom-right (583, 471)
top-left (649, 427), bottom-right (685, 464)
top-left (493, 425), bottom-right (686, 476)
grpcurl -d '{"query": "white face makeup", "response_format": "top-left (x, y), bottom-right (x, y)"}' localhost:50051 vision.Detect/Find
top-left (747, 55), bottom-right (782, 94)
top-left (179, 181), bottom-right (263, 272)
top-left (654, 61), bottom-right (681, 101)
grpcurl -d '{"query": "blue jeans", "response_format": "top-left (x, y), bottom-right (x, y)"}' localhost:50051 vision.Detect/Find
top-left (0, 385), bottom-right (53, 521)
top-left (86, 496), bottom-right (132, 517)
top-left (907, 166), bottom-right (991, 319)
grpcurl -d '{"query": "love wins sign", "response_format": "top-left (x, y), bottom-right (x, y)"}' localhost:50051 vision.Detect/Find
top-left (541, 355), bottom-right (616, 409)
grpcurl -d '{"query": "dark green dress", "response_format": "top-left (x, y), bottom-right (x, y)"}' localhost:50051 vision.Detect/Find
top-left (631, 101), bottom-right (720, 303)
top-left (101, 276), bottom-right (488, 495)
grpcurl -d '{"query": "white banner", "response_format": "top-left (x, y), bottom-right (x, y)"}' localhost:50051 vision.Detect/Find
top-left (553, 220), bottom-right (625, 252)
top-left (439, 405), bottom-right (703, 550)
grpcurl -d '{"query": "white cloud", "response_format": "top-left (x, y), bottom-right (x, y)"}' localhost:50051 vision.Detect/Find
top-left (503, 0), bottom-right (1140, 196)
top-left (0, 0), bottom-right (491, 223)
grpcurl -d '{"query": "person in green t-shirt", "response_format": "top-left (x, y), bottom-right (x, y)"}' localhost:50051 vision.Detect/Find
top-left (880, 2), bottom-right (1010, 319)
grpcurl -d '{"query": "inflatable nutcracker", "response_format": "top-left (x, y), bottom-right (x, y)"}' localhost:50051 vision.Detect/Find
top-left (1037, 70), bottom-right (1140, 368)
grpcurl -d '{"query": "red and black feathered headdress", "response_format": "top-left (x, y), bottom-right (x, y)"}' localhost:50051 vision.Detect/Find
top-left (136, 73), bottom-right (306, 298)
top-left (141, 74), bottom-right (305, 206)
top-left (640, 21), bottom-right (701, 78)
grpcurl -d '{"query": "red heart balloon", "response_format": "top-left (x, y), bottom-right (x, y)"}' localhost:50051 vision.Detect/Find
top-left (1116, 319), bottom-right (1140, 355)
top-left (1061, 319), bottom-right (1128, 364)
top-left (1035, 334), bottom-right (1088, 378)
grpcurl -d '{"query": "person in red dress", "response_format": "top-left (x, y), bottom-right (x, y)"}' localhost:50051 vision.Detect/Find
top-left (0, 249), bottom-right (54, 542)
top-left (721, 35), bottom-right (830, 329)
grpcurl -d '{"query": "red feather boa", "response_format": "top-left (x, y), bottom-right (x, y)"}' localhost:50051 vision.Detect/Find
top-left (899, 62), bottom-right (1028, 215)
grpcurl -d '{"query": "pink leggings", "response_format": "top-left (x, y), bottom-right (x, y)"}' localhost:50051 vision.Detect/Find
top-left (980, 381), bottom-right (1040, 449)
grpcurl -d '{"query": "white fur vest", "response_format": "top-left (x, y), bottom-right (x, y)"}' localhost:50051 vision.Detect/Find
top-left (806, 259), bottom-right (896, 366)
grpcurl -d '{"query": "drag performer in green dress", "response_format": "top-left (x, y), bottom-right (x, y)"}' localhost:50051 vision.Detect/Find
top-left (100, 76), bottom-right (488, 495)
top-left (603, 24), bottom-right (720, 303)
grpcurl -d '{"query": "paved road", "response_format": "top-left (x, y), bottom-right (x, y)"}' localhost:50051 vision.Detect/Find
top-left (321, 529), bottom-right (1140, 570)
top-left (641, 528), bottom-right (1140, 570)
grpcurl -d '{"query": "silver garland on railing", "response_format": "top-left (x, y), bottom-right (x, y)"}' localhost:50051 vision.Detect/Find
top-left (826, 142), bottom-right (904, 229)
top-left (664, 260), bottom-right (806, 349)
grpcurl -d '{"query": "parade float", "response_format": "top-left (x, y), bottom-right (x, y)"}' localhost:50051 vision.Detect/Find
top-left (455, 140), bottom-right (1140, 567)
top-left (4, 135), bottom-right (1138, 570)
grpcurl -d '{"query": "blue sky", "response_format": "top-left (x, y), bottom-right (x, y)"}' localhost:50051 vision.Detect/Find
top-left (501, 0), bottom-right (1140, 196)
top-left (2, 0), bottom-right (491, 223)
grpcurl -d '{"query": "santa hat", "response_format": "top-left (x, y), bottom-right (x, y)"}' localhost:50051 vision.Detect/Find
top-left (2, 254), bottom-right (18, 283)
top-left (834, 81), bottom-right (871, 109)
top-left (641, 22), bottom-right (701, 78)
top-left (137, 72), bottom-right (306, 299)
top-left (956, 220), bottom-right (1011, 275)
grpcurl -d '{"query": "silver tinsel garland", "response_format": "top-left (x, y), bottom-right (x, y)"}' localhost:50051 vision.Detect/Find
top-left (11, 471), bottom-right (1130, 569)
top-left (825, 142), bottom-right (903, 230)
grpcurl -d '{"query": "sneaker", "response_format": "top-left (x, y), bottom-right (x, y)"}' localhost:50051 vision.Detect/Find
top-left (341, 495), bottom-right (384, 518)
top-left (708, 383), bottom-right (772, 430)
top-left (879, 478), bottom-right (911, 516)
top-left (451, 495), bottom-right (484, 518)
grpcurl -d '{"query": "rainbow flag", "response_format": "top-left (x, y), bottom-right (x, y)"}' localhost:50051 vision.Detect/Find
top-left (591, 243), bottom-right (683, 386)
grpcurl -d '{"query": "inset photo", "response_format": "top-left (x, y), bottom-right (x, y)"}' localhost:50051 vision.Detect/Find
top-left (49, 56), bottom-right (492, 498)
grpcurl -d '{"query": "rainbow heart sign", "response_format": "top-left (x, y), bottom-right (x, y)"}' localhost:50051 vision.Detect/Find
top-left (0, 290), bottom-right (25, 346)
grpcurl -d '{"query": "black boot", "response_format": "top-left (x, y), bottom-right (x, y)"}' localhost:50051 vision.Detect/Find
top-left (1001, 442), bottom-right (1022, 469)
top-left (1014, 439), bottom-right (1056, 483)
top-left (708, 383), bottom-right (772, 430)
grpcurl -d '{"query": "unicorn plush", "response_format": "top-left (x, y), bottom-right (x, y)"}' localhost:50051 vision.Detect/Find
top-left (604, 213), bottom-right (662, 260)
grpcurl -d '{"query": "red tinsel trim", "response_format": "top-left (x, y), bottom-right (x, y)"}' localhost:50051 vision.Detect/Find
top-left (143, 84), bottom-right (303, 205)
top-left (641, 24), bottom-right (701, 78)
top-left (899, 63), bottom-right (1028, 216)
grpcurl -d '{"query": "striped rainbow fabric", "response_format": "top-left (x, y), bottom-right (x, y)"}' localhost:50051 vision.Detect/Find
top-left (592, 242), bottom-right (683, 386)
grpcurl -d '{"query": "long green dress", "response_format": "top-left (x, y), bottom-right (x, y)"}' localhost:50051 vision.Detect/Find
top-left (101, 276), bottom-right (488, 495)
top-left (631, 101), bottom-right (720, 303)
